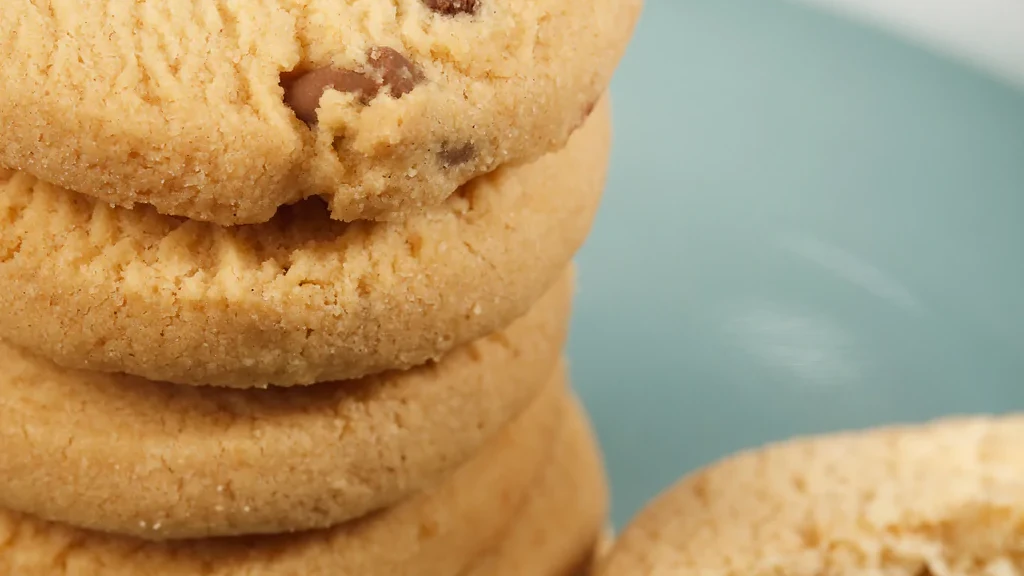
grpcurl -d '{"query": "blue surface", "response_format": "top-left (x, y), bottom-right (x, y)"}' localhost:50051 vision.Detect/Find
top-left (568, 0), bottom-right (1024, 528)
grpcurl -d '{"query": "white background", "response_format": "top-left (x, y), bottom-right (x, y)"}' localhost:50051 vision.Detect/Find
top-left (793, 0), bottom-right (1024, 88)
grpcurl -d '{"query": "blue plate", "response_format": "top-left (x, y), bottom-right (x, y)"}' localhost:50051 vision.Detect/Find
top-left (569, 0), bottom-right (1024, 527)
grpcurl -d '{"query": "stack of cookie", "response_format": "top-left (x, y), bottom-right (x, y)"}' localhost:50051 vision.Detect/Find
top-left (0, 0), bottom-right (640, 574)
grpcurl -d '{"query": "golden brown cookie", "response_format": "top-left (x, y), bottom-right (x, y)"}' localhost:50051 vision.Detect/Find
top-left (0, 274), bottom-right (571, 540)
top-left (0, 97), bottom-right (609, 388)
top-left (0, 371), bottom-right (579, 576)
top-left (597, 415), bottom-right (1024, 576)
top-left (0, 0), bottom-right (639, 225)
top-left (462, 395), bottom-right (609, 576)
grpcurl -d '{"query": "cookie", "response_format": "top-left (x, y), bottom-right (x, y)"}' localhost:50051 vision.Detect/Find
top-left (0, 272), bottom-right (571, 540)
top-left (597, 415), bottom-right (1024, 576)
top-left (0, 0), bottom-right (639, 225)
top-left (0, 371), bottom-right (578, 576)
top-left (463, 395), bottom-right (609, 576)
top-left (0, 96), bottom-right (609, 388)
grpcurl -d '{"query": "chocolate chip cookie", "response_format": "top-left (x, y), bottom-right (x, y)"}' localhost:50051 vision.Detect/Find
top-left (0, 0), bottom-right (640, 225)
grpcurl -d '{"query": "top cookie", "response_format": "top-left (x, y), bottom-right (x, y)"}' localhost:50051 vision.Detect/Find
top-left (0, 0), bottom-right (641, 224)
top-left (599, 415), bottom-right (1024, 576)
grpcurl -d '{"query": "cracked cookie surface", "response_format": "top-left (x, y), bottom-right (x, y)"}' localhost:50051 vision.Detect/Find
top-left (0, 98), bottom-right (609, 387)
top-left (0, 0), bottom-right (640, 224)
top-left (598, 415), bottom-right (1024, 576)
top-left (0, 276), bottom-right (570, 539)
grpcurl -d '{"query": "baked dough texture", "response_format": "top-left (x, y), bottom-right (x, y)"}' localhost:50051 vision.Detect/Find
top-left (463, 394), bottom-right (609, 576)
top-left (0, 371), bottom-right (578, 575)
top-left (0, 97), bottom-right (610, 388)
top-left (598, 415), bottom-right (1024, 576)
top-left (0, 0), bottom-right (640, 225)
top-left (0, 271), bottom-right (571, 539)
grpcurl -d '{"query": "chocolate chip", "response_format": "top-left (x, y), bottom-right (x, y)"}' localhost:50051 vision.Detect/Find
top-left (366, 47), bottom-right (424, 99)
top-left (424, 0), bottom-right (478, 16)
top-left (439, 142), bottom-right (475, 168)
top-left (283, 67), bottom-right (380, 124)
top-left (283, 48), bottom-right (423, 124)
top-left (278, 69), bottom-right (305, 89)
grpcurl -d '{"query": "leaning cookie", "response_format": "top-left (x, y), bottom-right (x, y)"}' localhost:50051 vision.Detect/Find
top-left (597, 415), bottom-right (1024, 576)
top-left (0, 98), bottom-right (609, 387)
top-left (0, 372), bottom-right (576, 576)
top-left (462, 394), bottom-right (609, 576)
top-left (1, 0), bottom-right (640, 225)
top-left (0, 273), bottom-right (570, 540)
